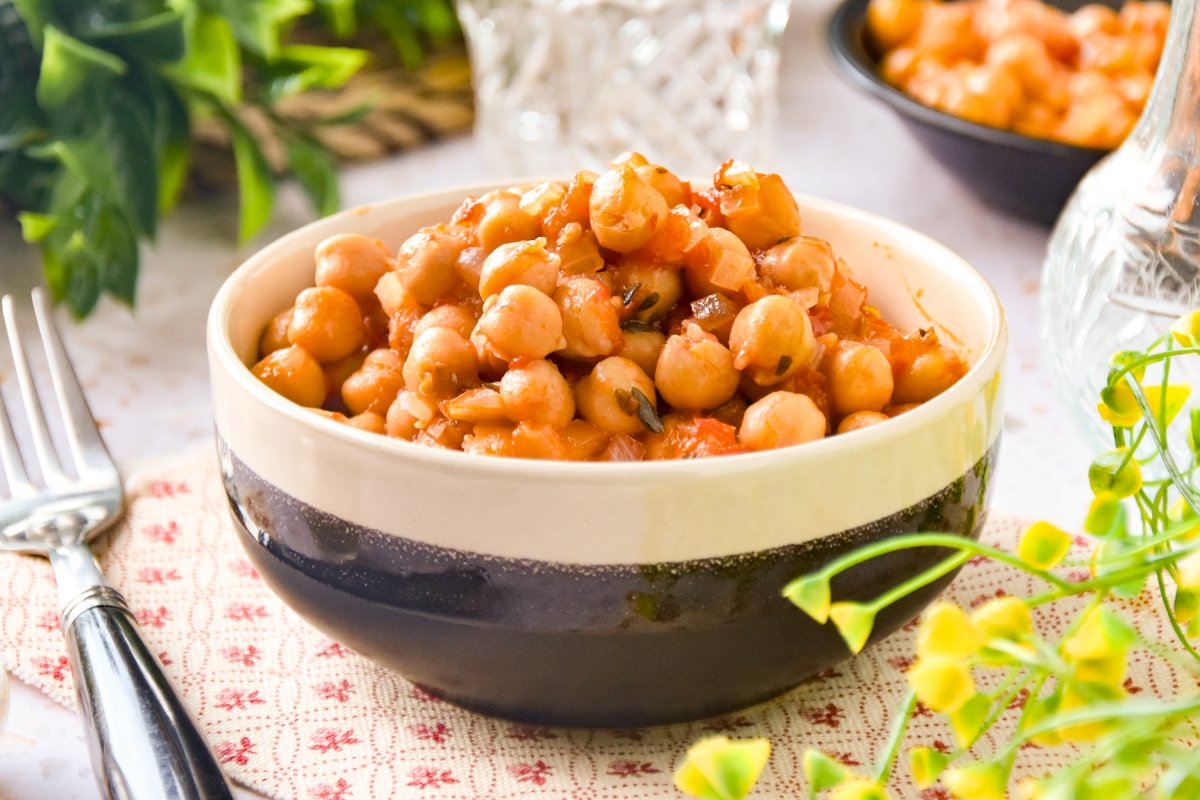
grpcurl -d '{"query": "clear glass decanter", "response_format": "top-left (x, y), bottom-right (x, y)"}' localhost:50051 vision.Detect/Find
top-left (1042, 0), bottom-right (1200, 449)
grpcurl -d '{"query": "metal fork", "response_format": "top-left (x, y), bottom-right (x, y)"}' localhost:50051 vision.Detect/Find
top-left (0, 289), bottom-right (234, 799)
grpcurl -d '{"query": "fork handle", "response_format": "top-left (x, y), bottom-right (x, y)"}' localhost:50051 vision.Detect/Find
top-left (62, 587), bottom-right (235, 800)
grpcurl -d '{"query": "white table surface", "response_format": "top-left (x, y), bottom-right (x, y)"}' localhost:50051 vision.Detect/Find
top-left (0, 2), bottom-right (1096, 796)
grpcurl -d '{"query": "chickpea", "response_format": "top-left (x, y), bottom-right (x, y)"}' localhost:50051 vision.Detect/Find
top-left (259, 308), bottom-right (293, 357)
top-left (402, 327), bottom-right (479, 398)
top-left (554, 277), bottom-right (623, 360)
top-left (342, 348), bottom-right (406, 415)
top-left (758, 236), bottom-right (837, 293)
top-left (510, 422), bottom-right (568, 460)
top-left (738, 391), bottom-right (827, 451)
top-left (1069, 4), bottom-right (1121, 39)
top-left (455, 246), bottom-right (486, 292)
top-left (823, 341), bottom-right (895, 416)
top-left (684, 227), bottom-right (756, 296)
top-left (346, 412), bottom-right (387, 434)
top-left (478, 238), bottom-right (561, 299)
top-left (252, 345), bottom-right (326, 407)
top-left (394, 226), bottom-right (467, 306)
top-left (867, 0), bottom-right (926, 50)
top-left (560, 419), bottom-right (610, 460)
top-left (837, 410), bottom-right (890, 434)
top-left (385, 391), bottom-right (436, 440)
top-left (729, 295), bottom-right (817, 386)
top-left (412, 304), bottom-right (478, 342)
top-left (477, 191), bottom-right (540, 252)
top-left (287, 286), bottom-right (364, 363)
top-left (985, 33), bottom-right (1056, 99)
top-left (499, 360), bottom-right (575, 426)
top-left (472, 284), bottom-right (567, 363)
top-left (323, 350), bottom-right (366, 401)
top-left (886, 402), bottom-right (922, 417)
top-left (588, 167), bottom-right (670, 253)
top-left (655, 324), bottom-right (740, 410)
top-left (463, 421), bottom-right (517, 457)
top-left (893, 347), bottom-right (962, 404)
top-left (611, 260), bottom-right (684, 321)
top-left (444, 387), bottom-right (508, 423)
top-left (633, 164), bottom-right (690, 208)
top-left (575, 357), bottom-right (658, 435)
top-left (315, 234), bottom-right (395, 300)
top-left (519, 181), bottom-right (567, 220)
top-left (722, 172), bottom-right (802, 252)
top-left (617, 329), bottom-right (667, 379)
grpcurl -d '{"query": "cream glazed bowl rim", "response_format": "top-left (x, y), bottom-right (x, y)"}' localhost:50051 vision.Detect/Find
top-left (208, 182), bottom-right (1007, 483)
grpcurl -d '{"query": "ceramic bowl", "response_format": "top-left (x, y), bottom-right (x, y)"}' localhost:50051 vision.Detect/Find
top-left (828, 0), bottom-right (1115, 224)
top-left (206, 183), bottom-right (1007, 727)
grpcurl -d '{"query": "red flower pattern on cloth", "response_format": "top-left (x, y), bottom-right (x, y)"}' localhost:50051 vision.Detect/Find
top-left (1, 450), bottom-right (1193, 800)
top-left (509, 760), bottom-right (553, 785)
top-left (406, 767), bottom-right (457, 789)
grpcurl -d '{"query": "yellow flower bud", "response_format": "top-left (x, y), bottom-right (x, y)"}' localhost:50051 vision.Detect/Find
top-left (909, 747), bottom-right (948, 789)
top-left (1097, 381), bottom-right (1140, 427)
top-left (1015, 777), bottom-right (1044, 800)
top-left (907, 656), bottom-right (976, 714)
top-left (674, 736), bottom-right (771, 800)
top-left (1177, 551), bottom-right (1200, 592)
top-left (970, 596), bottom-right (1033, 642)
top-left (1018, 521), bottom-right (1072, 570)
top-left (829, 602), bottom-right (875, 654)
top-left (1023, 697), bottom-right (1062, 748)
top-left (1175, 588), bottom-right (1199, 624)
top-left (1057, 682), bottom-right (1120, 742)
top-left (942, 763), bottom-right (1006, 800)
top-left (1061, 607), bottom-right (1134, 664)
top-left (829, 777), bottom-right (891, 800)
top-left (1088, 449), bottom-right (1143, 500)
top-left (783, 574), bottom-right (831, 623)
top-left (949, 693), bottom-right (991, 749)
top-left (1073, 652), bottom-right (1128, 687)
top-left (917, 602), bottom-right (983, 660)
top-left (1171, 310), bottom-right (1200, 347)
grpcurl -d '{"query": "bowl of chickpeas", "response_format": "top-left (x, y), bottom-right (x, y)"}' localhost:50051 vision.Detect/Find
top-left (829, 0), bottom-right (1169, 223)
top-left (207, 157), bottom-right (1006, 727)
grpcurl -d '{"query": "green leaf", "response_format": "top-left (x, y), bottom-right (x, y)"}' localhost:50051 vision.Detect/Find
top-left (18, 211), bottom-right (57, 242)
top-left (365, 2), bottom-right (425, 70)
top-left (103, 87), bottom-right (160, 238)
top-left (285, 134), bottom-right (339, 217)
top-left (215, 0), bottom-right (311, 60)
top-left (88, 203), bottom-right (139, 305)
top-left (264, 43), bottom-right (369, 99)
top-left (674, 736), bottom-right (770, 800)
top-left (150, 79), bottom-right (192, 215)
top-left (230, 122), bottom-right (275, 242)
top-left (10, 0), bottom-right (51, 49)
top-left (167, 13), bottom-right (241, 104)
top-left (37, 26), bottom-right (126, 109)
top-left (85, 10), bottom-right (186, 63)
top-left (315, 0), bottom-right (357, 37)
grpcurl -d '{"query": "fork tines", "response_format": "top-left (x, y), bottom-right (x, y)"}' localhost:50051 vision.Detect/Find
top-left (0, 289), bottom-right (118, 495)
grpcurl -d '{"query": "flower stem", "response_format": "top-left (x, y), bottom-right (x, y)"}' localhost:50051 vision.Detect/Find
top-left (874, 690), bottom-right (917, 785)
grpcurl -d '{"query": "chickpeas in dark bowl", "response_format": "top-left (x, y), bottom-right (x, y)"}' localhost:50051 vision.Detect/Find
top-left (207, 157), bottom-right (1007, 726)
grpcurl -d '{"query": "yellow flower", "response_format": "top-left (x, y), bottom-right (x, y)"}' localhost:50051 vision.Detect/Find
top-left (829, 777), bottom-right (892, 800)
top-left (674, 736), bottom-right (770, 800)
top-left (970, 596), bottom-right (1033, 642)
top-left (1061, 607), bottom-right (1134, 664)
top-left (1175, 588), bottom-right (1199, 624)
top-left (942, 763), bottom-right (1006, 800)
top-left (907, 656), bottom-right (976, 714)
top-left (1073, 652), bottom-right (1128, 687)
top-left (909, 747), bottom-right (948, 789)
top-left (1177, 551), bottom-right (1200, 592)
top-left (1171, 310), bottom-right (1200, 347)
top-left (917, 603), bottom-right (983, 659)
top-left (1018, 521), bottom-right (1072, 570)
top-left (783, 574), bottom-right (830, 623)
top-left (1098, 384), bottom-right (1189, 428)
top-left (1057, 682), bottom-right (1121, 742)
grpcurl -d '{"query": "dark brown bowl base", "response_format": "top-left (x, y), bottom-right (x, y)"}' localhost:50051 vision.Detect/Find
top-left (220, 441), bottom-right (998, 728)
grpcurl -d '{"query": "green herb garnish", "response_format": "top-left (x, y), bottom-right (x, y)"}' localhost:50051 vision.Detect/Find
top-left (621, 283), bottom-right (642, 306)
top-left (630, 387), bottom-right (663, 433)
top-left (775, 355), bottom-right (793, 376)
top-left (637, 292), bottom-right (661, 313)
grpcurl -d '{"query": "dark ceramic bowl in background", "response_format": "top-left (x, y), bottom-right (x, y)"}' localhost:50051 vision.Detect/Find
top-left (207, 184), bottom-right (1007, 728)
top-left (828, 0), bottom-right (1118, 224)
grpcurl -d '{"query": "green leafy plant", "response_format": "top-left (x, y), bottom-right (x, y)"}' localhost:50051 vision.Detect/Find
top-left (0, 0), bottom-right (458, 317)
top-left (676, 313), bottom-right (1200, 799)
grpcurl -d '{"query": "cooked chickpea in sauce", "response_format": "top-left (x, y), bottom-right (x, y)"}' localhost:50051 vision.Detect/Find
top-left (251, 156), bottom-right (968, 460)
top-left (868, 0), bottom-right (1168, 149)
